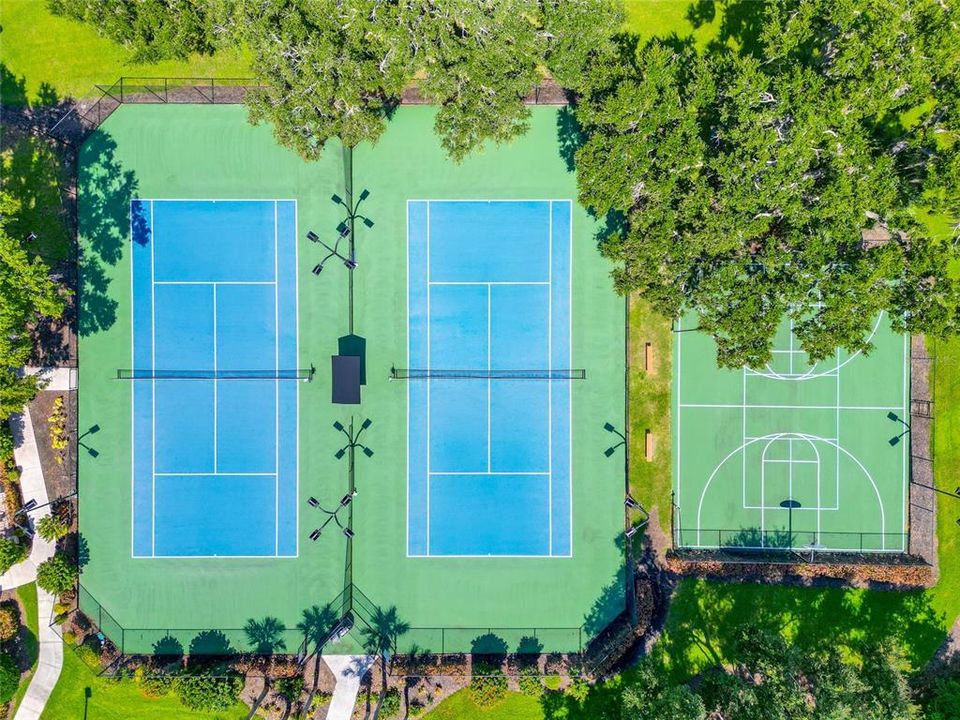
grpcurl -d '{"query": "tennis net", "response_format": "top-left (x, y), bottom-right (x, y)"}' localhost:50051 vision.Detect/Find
top-left (390, 367), bottom-right (586, 380)
top-left (116, 368), bottom-right (315, 381)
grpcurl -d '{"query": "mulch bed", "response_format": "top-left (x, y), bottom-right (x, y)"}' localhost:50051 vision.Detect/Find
top-left (27, 391), bottom-right (76, 505)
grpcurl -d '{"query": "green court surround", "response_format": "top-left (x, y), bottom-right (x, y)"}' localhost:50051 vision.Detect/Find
top-left (78, 104), bottom-right (625, 655)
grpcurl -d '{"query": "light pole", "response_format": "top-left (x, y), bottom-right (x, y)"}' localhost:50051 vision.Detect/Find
top-left (330, 186), bottom-right (374, 335)
top-left (887, 411), bottom-right (910, 446)
top-left (78, 424), bottom-right (100, 458)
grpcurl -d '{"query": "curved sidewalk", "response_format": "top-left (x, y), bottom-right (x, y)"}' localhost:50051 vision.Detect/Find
top-left (4, 407), bottom-right (63, 720)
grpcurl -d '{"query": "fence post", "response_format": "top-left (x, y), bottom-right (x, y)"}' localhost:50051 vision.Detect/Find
top-left (164, 77), bottom-right (168, 103)
top-left (441, 628), bottom-right (445, 657)
top-left (210, 78), bottom-right (215, 103)
top-left (120, 78), bottom-right (124, 104)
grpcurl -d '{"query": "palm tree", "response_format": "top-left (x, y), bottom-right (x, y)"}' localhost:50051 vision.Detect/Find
top-left (297, 604), bottom-right (339, 717)
top-left (360, 606), bottom-right (410, 720)
top-left (243, 616), bottom-right (287, 720)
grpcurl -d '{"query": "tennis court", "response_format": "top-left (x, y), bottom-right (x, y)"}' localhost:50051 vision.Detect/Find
top-left (129, 199), bottom-right (300, 558)
top-left (673, 312), bottom-right (910, 553)
top-left (405, 200), bottom-right (573, 557)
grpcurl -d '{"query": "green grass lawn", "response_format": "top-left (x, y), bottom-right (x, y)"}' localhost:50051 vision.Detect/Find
top-left (1, 136), bottom-right (72, 265)
top-left (41, 645), bottom-right (248, 720)
top-left (627, 296), bottom-right (673, 535)
top-left (623, 0), bottom-right (723, 47)
top-left (9, 583), bottom-right (39, 717)
top-left (424, 690), bottom-right (544, 720)
top-left (0, 0), bottom-right (250, 106)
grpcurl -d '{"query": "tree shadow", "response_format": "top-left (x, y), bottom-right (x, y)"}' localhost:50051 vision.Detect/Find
top-left (556, 106), bottom-right (584, 173)
top-left (78, 130), bottom-right (139, 336)
top-left (297, 603), bottom-right (339, 715)
top-left (187, 629), bottom-right (234, 658)
top-left (0, 62), bottom-right (28, 108)
top-left (152, 634), bottom-right (184, 661)
top-left (692, 0), bottom-right (769, 58)
top-left (654, 578), bottom-right (948, 682)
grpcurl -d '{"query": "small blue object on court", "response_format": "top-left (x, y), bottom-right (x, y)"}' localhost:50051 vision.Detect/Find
top-left (130, 199), bottom-right (298, 558)
top-left (406, 200), bottom-right (572, 557)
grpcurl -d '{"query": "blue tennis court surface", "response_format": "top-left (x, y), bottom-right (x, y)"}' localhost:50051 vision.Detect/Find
top-left (407, 200), bottom-right (572, 557)
top-left (130, 200), bottom-right (298, 558)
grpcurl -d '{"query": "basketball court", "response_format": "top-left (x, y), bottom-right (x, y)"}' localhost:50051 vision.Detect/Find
top-left (673, 312), bottom-right (909, 553)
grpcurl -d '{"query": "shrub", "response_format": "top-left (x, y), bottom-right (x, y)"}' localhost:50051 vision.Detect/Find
top-left (565, 678), bottom-right (589, 703)
top-left (0, 425), bottom-right (13, 463)
top-left (62, 630), bottom-right (76, 645)
top-left (138, 671), bottom-right (174, 698)
top-left (174, 673), bottom-right (243, 711)
top-left (0, 538), bottom-right (26, 575)
top-left (409, 699), bottom-right (425, 717)
top-left (47, 397), bottom-right (68, 464)
top-left (544, 675), bottom-right (562, 691)
top-left (468, 671), bottom-right (507, 708)
top-left (36, 552), bottom-right (77, 595)
top-left (0, 653), bottom-right (18, 703)
top-left (378, 687), bottom-right (402, 718)
top-left (274, 676), bottom-right (304, 701)
top-left (37, 514), bottom-right (69, 542)
top-left (75, 641), bottom-right (101, 669)
top-left (517, 669), bottom-right (543, 697)
top-left (924, 676), bottom-right (960, 720)
top-left (0, 606), bottom-right (19, 641)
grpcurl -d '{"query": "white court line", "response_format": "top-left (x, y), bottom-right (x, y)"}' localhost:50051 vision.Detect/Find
top-left (136, 197), bottom-right (298, 202)
top-left (900, 331), bottom-right (908, 550)
top-left (213, 284), bottom-right (218, 474)
top-left (548, 200), bottom-right (553, 556)
top-left (129, 203), bottom-right (136, 556)
top-left (682, 403), bottom-right (902, 410)
top-left (274, 201), bottom-right (280, 555)
top-left (763, 458), bottom-right (819, 464)
top-left (150, 200), bottom-right (156, 557)
top-left (428, 471), bottom-right (550, 476)
top-left (154, 472), bottom-right (277, 476)
top-left (567, 200), bottom-right (573, 557)
top-left (487, 285), bottom-right (492, 473)
top-left (153, 281), bottom-right (277, 285)
top-left (426, 201), bottom-right (432, 555)
top-left (405, 200), bottom-right (411, 555)
top-left (429, 281), bottom-right (549, 286)
top-left (293, 199), bottom-right (300, 558)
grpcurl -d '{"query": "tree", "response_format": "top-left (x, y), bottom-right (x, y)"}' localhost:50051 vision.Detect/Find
top-left (575, 0), bottom-right (960, 369)
top-left (415, 1), bottom-right (545, 161)
top-left (242, 616), bottom-right (287, 720)
top-left (235, 0), bottom-right (415, 159)
top-left (360, 606), bottom-right (409, 718)
top-left (0, 191), bottom-right (65, 419)
top-left (541, 0), bottom-right (626, 95)
top-left (36, 552), bottom-right (77, 596)
top-left (46, 0), bottom-right (216, 62)
top-left (0, 653), bottom-right (17, 704)
top-left (36, 513), bottom-right (69, 543)
top-left (621, 659), bottom-right (705, 720)
top-left (296, 603), bottom-right (338, 714)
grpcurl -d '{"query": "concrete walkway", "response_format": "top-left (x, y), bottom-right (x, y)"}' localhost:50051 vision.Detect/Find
top-left (321, 655), bottom-right (376, 720)
top-left (19, 367), bottom-right (76, 393)
top-left (3, 408), bottom-right (64, 720)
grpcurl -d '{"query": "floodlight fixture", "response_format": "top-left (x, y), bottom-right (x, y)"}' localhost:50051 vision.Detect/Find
top-left (604, 447), bottom-right (616, 457)
top-left (335, 448), bottom-right (346, 460)
top-left (361, 418), bottom-right (373, 430)
top-left (604, 422), bottom-right (616, 433)
top-left (307, 230), bottom-right (320, 242)
top-left (333, 421), bottom-right (345, 432)
top-left (359, 189), bottom-right (370, 201)
top-left (362, 447), bottom-right (374, 458)
top-left (331, 194), bottom-right (343, 205)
